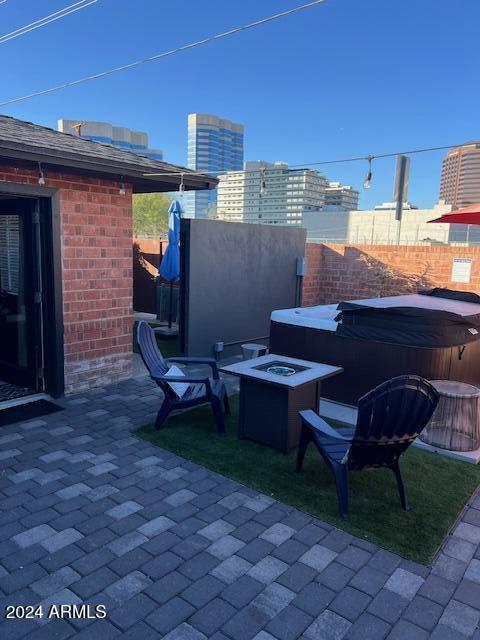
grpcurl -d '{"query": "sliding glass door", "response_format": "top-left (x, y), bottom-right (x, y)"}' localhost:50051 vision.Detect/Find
top-left (0, 198), bottom-right (41, 391)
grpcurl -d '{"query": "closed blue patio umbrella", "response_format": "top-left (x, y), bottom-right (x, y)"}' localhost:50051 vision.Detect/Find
top-left (159, 200), bottom-right (181, 329)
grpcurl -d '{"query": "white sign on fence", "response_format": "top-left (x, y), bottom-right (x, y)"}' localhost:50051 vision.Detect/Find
top-left (451, 258), bottom-right (473, 284)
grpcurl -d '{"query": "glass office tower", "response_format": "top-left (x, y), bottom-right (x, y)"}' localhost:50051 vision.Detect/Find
top-left (185, 114), bottom-right (244, 218)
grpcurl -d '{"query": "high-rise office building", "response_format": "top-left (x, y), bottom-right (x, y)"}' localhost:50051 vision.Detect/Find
top-left (185, 114), bottom-right (244, 219)
top-left (324, 181), bottom-right (359, 211)
top-left (440, 142), bottom-right (480, 208)
top-left (58, 120), bottom-right (163, 160)
top-left (217, 161), bottom-right (327, 225)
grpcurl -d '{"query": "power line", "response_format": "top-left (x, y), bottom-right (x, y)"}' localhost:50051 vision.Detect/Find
top-left (144, 143), bottom-right (464, 179)
top-left (0, 0), bottom-right (99, 45)
top-left (0, 0), bottom-right (98, 44)
top-left (288, 143), bottom-right (464, 168)
top-left (0, 0), bottom-right (327, 106)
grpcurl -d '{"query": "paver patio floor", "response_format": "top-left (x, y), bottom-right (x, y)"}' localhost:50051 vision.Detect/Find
top-left (1, 375), bottom-right (480, 639)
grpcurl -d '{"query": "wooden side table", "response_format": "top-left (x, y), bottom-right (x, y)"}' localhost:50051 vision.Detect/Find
top-left (220, 354), bottom-right (342, 453)
top-left (420, 380), bottom-right (480, 452)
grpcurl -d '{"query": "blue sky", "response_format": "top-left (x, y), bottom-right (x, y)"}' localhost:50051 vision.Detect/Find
top-left (1, 0), bottom-right (479, 208)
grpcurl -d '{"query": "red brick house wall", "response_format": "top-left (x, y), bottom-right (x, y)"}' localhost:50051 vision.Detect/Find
top-left (0, 164), bottom-right (133, 393)
top-left (303, 243), bottom-right (480, 307)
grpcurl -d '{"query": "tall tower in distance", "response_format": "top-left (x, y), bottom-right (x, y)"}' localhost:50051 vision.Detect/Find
top-left (440, 142), bottom-right (480, 208)
top-left (185, 114), bottom-right (244, 219)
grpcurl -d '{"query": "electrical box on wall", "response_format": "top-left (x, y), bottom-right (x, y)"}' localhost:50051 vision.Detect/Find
top-left (296, 256), bottom-right (307, 276)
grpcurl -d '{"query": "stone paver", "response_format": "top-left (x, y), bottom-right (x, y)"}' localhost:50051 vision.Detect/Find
top-left (0, 375), bottom-right (479, 639)
top-left (265, 604), bottom-right (312, 640)
top-left (207, 534), bottom-right (245, 560)
top-left (247, 556), bottom-right (289, 584)
top-left (438, 599), bottom-right (480, 636)
top-left (305, 609), bottom-right (351, 639)
top-left (106, 501), bottom-right (142, 520)
top-left (252, 582), bottom-right (295, 617)
top-left (41, 528), bottom-right (84, 553)
top-left (259, 524), bottom-right (295, 546)
top-left (210, 555), bottom-right (252, 584)
top-left (345, 612), bottom-right (390, 639)
top-left (11, 524), bottom-right (56, 548)
top-left (384, 568), bottom-right (424, 600)
top-left (31, 566), bottom-right (80, 597)
top-left (367, 588), bottom-right (409, 624)
top-left (465, 558), bottom-right (480, 583)
top-left (299, 544), bottom-right (337, 571)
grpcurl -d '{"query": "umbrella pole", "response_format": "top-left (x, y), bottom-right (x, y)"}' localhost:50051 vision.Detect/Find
top-left (168, 281), bottom-right (173, 329)
top-left (157, 240), bottom-right (164, 321)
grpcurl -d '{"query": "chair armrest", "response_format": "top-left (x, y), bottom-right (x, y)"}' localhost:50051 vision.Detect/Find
top-left (299, 410), bottom-right (352, 441)
top-left (167, 357), bottom-right (219, 379)
top-left (152, 374), bottom-right (210, 385)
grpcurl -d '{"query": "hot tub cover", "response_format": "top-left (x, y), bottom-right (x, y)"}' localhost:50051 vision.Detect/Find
top-left (271, 292), bottom-right (480, 348)
top-left (419, 288), bottom-right (480, 304)
top-left (335, 302), bottom-right (480, 347)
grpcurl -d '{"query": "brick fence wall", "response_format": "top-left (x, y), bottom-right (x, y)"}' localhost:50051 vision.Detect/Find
top-left (0, 165), bottom-right (133, 393)
top-left (302, 243), bottom-right (480, 306)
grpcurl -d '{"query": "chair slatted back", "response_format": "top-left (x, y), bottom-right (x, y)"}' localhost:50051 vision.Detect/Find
top-left (136, 321), bottom-right (169, 379)
top-left (348, 375), bottom-right (439, 470)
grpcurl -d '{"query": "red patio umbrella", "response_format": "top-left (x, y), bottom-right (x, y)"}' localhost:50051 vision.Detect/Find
top-left (428, 204), bottom-right (480, 225)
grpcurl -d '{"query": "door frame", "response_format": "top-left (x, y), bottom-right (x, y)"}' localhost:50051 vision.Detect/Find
top-left (0, 181), bottom-right (64, 397)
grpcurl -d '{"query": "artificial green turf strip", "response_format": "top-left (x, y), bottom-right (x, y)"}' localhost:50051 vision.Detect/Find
top-left (135, 396), bottom-right (480, 564)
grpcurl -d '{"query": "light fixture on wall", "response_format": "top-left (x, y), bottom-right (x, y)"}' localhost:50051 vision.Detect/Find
top-left (179, 173), bottom-right (185, 196)
top-left (38, 162), bottom-right (45, 186)
top-left (119, 176), bottom-right (126, 195)
top-left (363, 155), bottom-right (373, 189)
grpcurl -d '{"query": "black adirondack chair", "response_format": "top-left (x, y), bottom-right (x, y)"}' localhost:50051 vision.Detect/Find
top-left (296, 375), bottom-right (439, 518)
top-left (136, 321), bottom-right (229, 434)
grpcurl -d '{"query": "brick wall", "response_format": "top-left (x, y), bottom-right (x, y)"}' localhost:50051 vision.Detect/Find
top-left (0, 164), bottom-right (133, 393)
top-left (303, 243), bottom-right (480, 306)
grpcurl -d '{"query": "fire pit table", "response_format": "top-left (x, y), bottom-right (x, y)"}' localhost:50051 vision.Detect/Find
top-left (220, 354), bottom-right (342, 453)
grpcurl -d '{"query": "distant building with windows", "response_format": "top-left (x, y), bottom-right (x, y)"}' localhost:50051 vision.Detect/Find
top-left (217, 161), bottom-right (327, 225)
top-left (302, 201), bottom-right (452, 244)
top-left (324, 181), bottom-right (359, 211)
top-left (57, 120), bottom-right (163, 160)
top-left (185, 114), bottom-right (244, 219)
top-left (440, 142), bottom-right (480, 208)
top-left (439, 142), bottom-right (480, 244)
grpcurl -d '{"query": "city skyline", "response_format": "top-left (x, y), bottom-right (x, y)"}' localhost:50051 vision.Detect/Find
top-left (57, 113), bottom-right (479, 217)
top-left (2, 0), bottom-right (478, 209)
top-left (51, 111), bottom-right (480, 218)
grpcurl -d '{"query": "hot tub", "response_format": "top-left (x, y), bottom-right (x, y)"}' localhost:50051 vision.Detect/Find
top-left (270, 292), bottom-right (480, 405)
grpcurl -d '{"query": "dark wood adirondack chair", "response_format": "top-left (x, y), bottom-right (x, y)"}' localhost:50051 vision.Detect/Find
top-left (137, 321), bottom-right (229, 434)
top-left (296, 375), bottom-right (439, 518)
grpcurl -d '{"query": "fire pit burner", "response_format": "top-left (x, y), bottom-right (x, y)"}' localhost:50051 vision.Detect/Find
top-left (253, 360), bottom-right (309, 376)
top-left (266, 365), bottom-right (296, 376)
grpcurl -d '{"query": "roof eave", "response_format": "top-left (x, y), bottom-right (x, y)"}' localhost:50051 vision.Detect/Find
top-left (0, 142), bottom-right (218, 193)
